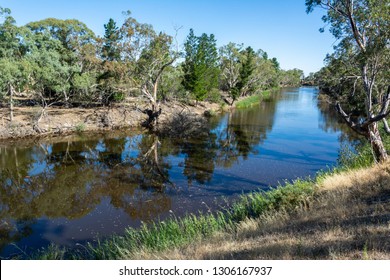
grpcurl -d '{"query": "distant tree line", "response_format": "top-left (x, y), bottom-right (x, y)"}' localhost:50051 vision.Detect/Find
top-left (0, 7), bottom-right (304, 127)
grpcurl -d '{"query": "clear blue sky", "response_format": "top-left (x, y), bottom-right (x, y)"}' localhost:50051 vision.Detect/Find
top-left (2, 0), bottom-right (336, 75)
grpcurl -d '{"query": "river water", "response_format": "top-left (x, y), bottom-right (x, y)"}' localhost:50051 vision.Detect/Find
top-left (0, 87), bottom-right (356, 258)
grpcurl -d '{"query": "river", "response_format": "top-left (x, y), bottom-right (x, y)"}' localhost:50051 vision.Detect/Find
top-left (0, 87), bottom-right (357, 258)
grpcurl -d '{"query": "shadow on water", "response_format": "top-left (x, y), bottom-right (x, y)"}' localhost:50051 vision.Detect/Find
top-left (0, 87), bottom-right (358, 258)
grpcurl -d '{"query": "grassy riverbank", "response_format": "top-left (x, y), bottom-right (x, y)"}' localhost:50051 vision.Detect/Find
top-left (235, 89), bottom-right (277, 109)
top-left (26, 116), bottom-right (390, 260)
top-left (34, 159), bottom-right (390, 260)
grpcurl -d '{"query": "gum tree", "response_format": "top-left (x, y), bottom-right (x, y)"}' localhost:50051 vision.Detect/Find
top-left (306, 0), bottom-right (390, 162)
top-left (0, 7), bottom-right (31, 122)
top-left (120, 12), bottom-right (179, 129)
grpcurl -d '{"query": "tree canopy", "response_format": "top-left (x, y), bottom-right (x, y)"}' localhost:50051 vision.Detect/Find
top-left (0, 6), bottom-right (304, 128)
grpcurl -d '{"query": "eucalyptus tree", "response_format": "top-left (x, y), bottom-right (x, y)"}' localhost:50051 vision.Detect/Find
top-left (237, 49), bottom-right (279, 95)
top-left (219, 44), bottom-right (282, 105)
top-left (279, 68), bottom-right (304, 87)
top-left (120, 12), bottom-right (179, 128)
top-left (219, 42), bottom-right (243, 102)
top-left (0, 7), bottom-right (31, 121)
top-left (0, 59), bottom-right (31, 122)
top-left (307, 0), bottom-right (390, 162)
top-left (26, 18), bottom-right (97, 104)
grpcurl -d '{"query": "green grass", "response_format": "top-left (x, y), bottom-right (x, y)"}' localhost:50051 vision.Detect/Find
top-left (75, 122), bottom-right (86, 133)
top-left (337, 124), bottom-right (390, 170)
top-left (33, 177), bottom-right (317, 260)
top-left (235, 88), bottom-right (278, 109)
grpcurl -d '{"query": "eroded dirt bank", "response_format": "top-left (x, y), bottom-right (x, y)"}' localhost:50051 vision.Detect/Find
top-left (0, 100), bottom-right (221, 140)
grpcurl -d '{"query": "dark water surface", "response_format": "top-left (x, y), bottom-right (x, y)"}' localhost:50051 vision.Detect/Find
top-left (0, 87), bottom-right (356, 258)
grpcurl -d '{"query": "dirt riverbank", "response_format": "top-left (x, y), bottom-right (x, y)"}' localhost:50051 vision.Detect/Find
top-left (0, 99), bottom-right (221, 140)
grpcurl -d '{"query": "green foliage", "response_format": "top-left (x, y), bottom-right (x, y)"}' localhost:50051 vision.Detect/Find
top-left (182, 29), bottom-right (220, 103)
top-left (26, 18), bottom-right (96, 54)
top-left (235, 94), bottom-right (262, 109)
top-left (235, 89), bottom-right (276, 109)
top-left (0, 6), bottom-right (304, 111)
top-left (338, 124), bottom-right (390, 170)
top-left (279, 68), bottom-right (304, 87)
top-left (233, 46), bottom-right (257, 98)
top-left (75, 123), bottom-right (86, 133)
top-left (102, 18), bottom-right (121, 61)
top-left (158, 66), bottom-right (185, 101)
top-left (270, 57), bottom-right (280, 70)
top-left (206, 88), bottom-right (222, 103)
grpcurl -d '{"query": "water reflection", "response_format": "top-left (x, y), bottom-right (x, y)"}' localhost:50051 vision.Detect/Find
top-left (0, 87), bottom-right (356, 258)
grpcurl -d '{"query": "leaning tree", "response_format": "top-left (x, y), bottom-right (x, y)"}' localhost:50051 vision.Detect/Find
top-left (306, 0), bottom-right (390, 162)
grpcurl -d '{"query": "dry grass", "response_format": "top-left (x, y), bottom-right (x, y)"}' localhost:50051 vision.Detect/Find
top-left (136, 161), bottom-right (390, 260)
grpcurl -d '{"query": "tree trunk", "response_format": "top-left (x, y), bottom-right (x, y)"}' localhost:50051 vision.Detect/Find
top-left (368, 122), bottom-right (388, 163)
top-left (9, 84), bottom-right (14, 122)
top-left (151, 102), bottom-right (159, 130)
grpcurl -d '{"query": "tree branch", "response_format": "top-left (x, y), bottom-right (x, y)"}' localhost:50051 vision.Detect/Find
top-left (383, 118), bottom-right (390, 135)
top-left (335, 102), bottom-right (366, 135)
top-left (361, 86), bottom-right (390, 128)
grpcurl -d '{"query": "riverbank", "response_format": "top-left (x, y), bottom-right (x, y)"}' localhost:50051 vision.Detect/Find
top-left (0, 99), bottom-right (221, 141)
top-left (0, 88), bottom-right (280, 141)
top-left (150, 161), bottom-right (390, 260)
top-left (33, 159), bottom-right (390, 260)
top-left (235, 89), bottom-right (277, 109)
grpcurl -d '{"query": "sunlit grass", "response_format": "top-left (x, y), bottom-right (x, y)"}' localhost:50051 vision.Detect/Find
top-left (235, 88), bottom-right (277, 109)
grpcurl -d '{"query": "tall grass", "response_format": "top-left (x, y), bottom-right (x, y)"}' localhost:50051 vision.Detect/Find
top-left (33, 178), bottom-right (316, 260)
top-left (337, 124), bottom-right (390, 170)
top-left (235, 88), bottom-right (277, 109)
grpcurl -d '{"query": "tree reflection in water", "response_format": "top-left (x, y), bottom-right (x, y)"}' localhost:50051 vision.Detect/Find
top-left (0, 91), bottom-right (283, 256)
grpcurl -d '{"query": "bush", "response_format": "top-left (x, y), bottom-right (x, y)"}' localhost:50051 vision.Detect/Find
top-left (206, 88), bottom-right (222, 103)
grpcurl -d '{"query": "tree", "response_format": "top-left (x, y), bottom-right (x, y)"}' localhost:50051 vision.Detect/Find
top-left (306, 0), bottom-right (390, 162)
top-left (279, 68), bottom-right (304, 87)
top-left (271, 57), bottom-right (280, 71)
top-left (120, 12), bottom-right (179, 128)
top-left (182, 29), bottom-right (220, 104)
top-left (0, 59), bottom-right (31, 122)
top-left (0, 7), bottom-right (31, 122)
top-left (102, 18), bottom-right (121, 61)
top-left (235, 46), bottom-right (257, 97)
top-left (98, 18), bottom-right (127, 104)
top-left (182, 29), bottom-right (197, 93)
top-left (219, 42), bottom-right (243, 104)
top-left (26, 18), bottom-right (96, 103)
